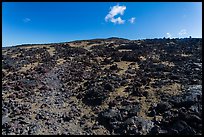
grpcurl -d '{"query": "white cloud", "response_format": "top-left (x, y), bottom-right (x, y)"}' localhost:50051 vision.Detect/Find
top-left (105, 4), bottom-right (126, 24)
top-left (178, 29), bottom-right (187, 36)
top-left (111, 17), bottom-right (125, 24)
top-left (166, 32), bottom-right (172, 38)
top-left (23, 18), bottom-right (31, 23)
top-left (128, 17), bottom-right (135, 24)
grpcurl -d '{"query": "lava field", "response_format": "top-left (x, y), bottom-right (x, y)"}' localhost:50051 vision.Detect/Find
top-left (2, 37), bottom-right (202, 135)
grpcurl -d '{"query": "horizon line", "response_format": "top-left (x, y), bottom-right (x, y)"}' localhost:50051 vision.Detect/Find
top-left (2, 36), bottom-right (202, 48)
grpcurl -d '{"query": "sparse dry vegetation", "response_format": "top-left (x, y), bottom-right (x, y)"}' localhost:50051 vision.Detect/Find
top-left (2, 38), bottom-right (202, 135)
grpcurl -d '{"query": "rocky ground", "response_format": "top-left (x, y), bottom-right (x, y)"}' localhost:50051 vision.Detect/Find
top-left (2, 37), bottom-right (202, 135)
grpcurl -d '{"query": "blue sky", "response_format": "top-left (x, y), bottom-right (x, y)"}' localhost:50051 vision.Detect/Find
top-left (2, 2), bottom-right (202, 47)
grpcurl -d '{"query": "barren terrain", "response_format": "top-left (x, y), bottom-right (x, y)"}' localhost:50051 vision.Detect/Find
top-left (2, 37), bottom-right (202, 135)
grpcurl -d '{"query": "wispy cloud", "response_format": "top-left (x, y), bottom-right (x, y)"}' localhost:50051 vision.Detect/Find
top-left (23, 18), bottom-right (31, 23)
top-left (166, 32), bottom-right (172, 38)
top-left (105, 4), bottom-right (126, 24)
top-left (128, 17), bottom-right (135, 24)
top-left (178, 29), bottom-right (187, 36)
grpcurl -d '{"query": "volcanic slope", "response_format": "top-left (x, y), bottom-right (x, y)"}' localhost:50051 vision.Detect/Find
top-left (2, 38), bottom-right (202, 135)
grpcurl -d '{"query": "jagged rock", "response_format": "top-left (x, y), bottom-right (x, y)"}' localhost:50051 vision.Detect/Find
top-left (2, 38), bottom-right (202, 135)
top-left (104, 83), bottom-right (114, 92)
top-left (155, 102), bottom-right (172, 114)
top-left (82, 87), bottom-right (108, 106)
top-left (109, 64), bottom-right (118, 70)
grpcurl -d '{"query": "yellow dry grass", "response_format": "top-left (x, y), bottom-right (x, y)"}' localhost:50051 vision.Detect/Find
top-left (18, 62), bottom-right (40, 72)
top-left (69, 41), bottom-right (107, 50)
top-left (115, 61), bottom-right (133, 75)
top-left (69, 42), bottom-right (89, 47)
top-left (11, 53), bottom-right (21, 58)
top-left (161, 61), bottom-right (175, 67)
top-left (47, 47), bottom-right (55, 56)
top-left (109, 86), bottom-right (129, 99)
top-left (159, 82), bottom-right (182, 95)
top-left (19, 45), bottom-right (50, 49)
top-left (56, 58), bottom-right (66, 65)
